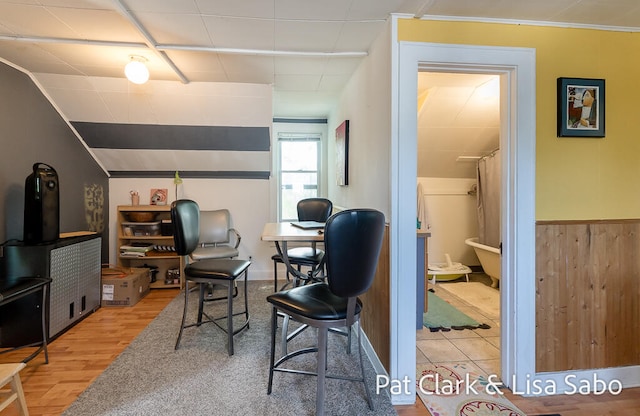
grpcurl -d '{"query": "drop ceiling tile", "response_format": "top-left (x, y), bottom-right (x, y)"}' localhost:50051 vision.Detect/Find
top-left (273, 90), bottom-right (335, 117)
top-left (275, 20), bottom-right (342, 52)
top-left (274, 56), bottom-right (327, 75)
top-left (0, 43), bottom-right (75, 73)
top-left (552, 0), bottom-right (640, 25)
top-left (348, 0), bottom-right (406, 20)
top-left (323, 56), bottom-right (362, 74)
top-left (275, 0), bottom-right (350, 20)
top-left (335, 21), bottom-right (387, 51)
top-left (274, 74), bottom-right (321, 91)
top-left (225, 71), bottom-right (274, 84)
top-left (45, 7), bottom-right (144, 42)
top-left (124, 0), bottom-right (200, 14)
top-left (40, 87), bottom-right (114, 122)
top-left (33, 73), bottom-right (96, 90)
top-left (202, 16), bottom-right (274, 50)
top-left (36, 43), bottom-right (151, 71)
top-left (317, 74), bottom-right (350, 92)
top-left (163, 50), bottom-right (223, 71)
top-left (136, 12), bottom-right (211, 45)
top-left (38, 0), bottom-right (115, 8)
top-left (0, 3), bottom-right (78, 37)
top-left (218, 54), bottom-right (274, 83)
top-left (195, 0), bottom-right (275, 18)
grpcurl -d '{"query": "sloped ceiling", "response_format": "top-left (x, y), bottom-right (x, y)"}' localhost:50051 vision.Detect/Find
top-left (418, 72), bottom-right (500, 179)
top-left (1, 0), bottom-right (639, 177)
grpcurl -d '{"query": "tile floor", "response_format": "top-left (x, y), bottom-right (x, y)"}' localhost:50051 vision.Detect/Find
top-left (417, 273), bottom-right (503, 381)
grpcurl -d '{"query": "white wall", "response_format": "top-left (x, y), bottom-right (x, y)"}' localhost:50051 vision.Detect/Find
top-left (327, 23), bottom-right (392, 217)
top-left (109, 177), bottom-right (273, 280)
top-left (418, 177), bottom-right (480, 266)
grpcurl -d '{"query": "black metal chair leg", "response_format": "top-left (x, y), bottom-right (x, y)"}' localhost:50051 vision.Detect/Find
top-left (227, 280), bottom-right (234, 355)
top-left (316, 327), bottom-right (328, 416)
top-left (243, 272), bottom-right (249, 328)
top-left (175, 284), bottom-right (190, 350)
top-left (197, 283), bottom-right (205, 325)
top-left (273, 259), bottom-right (278, 292)
top-left (267, 307), bottom-right (277, 394)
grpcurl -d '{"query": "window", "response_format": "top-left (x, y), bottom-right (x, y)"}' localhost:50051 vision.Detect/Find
top-left (278, 135), bottom-right (320, 221)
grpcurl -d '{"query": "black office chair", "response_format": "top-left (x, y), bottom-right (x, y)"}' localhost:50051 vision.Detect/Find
top-left (271, 198), bottom-right (332, 290)
top-left (267, 208), bottom-right (385, 416)
top-left (0, 276), bottom-right (52, 363)
top-left (171, 199), bottom-right (251, 355)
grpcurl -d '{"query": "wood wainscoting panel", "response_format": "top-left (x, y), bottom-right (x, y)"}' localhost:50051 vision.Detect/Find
top-left (536, 220), bottom-right (640, 372)
top-left (361, 224), bottom-right (390, 372)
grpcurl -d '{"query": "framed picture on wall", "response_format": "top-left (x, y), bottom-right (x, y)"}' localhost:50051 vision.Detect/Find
top-left (336, 120), bottom-right (349, 186)
top-left (557, 77), bottom-right (605, 137)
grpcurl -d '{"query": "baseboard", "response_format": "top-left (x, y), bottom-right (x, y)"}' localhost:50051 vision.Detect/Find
top-left (359, 326), bottom-right (394, 404)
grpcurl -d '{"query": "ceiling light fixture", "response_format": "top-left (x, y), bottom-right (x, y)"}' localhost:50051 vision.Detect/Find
top-left (124, 55), bottom-right (149, 84)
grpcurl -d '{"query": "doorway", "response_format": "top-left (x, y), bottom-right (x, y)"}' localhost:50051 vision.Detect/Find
top-left (391, 42), bottom-right (536, 405)
top-left (416, 71), bottom-right (503, 379)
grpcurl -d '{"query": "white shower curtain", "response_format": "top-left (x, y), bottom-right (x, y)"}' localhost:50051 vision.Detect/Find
top-left (477, 149), bottom-right (501, 248)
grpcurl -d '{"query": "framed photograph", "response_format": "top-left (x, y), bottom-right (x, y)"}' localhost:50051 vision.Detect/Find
top-left (150, 188), bottom-right (167, 205)
top-left (557, 77), bottom-right (605, 137)
top-left (336, 120), bottom-right (349, 186)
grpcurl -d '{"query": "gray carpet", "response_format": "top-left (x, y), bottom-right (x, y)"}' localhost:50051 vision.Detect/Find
top-left (62, 281), bottom-right (396, 416)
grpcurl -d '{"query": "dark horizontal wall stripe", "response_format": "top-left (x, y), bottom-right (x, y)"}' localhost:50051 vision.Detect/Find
top-left (273, 118), bottom-right (327, 124)
top-left (72, 122), bottom-right (270, 151)
top-left (108, 170), bottom-right (270, 180)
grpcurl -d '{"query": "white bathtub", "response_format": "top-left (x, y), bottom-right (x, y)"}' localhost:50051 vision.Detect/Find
top-left (465, 237), bottom-right (501, 288)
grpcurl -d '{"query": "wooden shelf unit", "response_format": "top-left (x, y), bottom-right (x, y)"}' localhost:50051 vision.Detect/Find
top-left (116, 205), bottom-right (183, 289)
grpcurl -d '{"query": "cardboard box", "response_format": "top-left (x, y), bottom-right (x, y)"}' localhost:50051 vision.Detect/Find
top-left (101, 267), bottom-right (151, 307)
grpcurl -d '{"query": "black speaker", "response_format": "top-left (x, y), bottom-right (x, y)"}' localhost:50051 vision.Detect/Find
top-left (23, 162), bottom-right (59, 244)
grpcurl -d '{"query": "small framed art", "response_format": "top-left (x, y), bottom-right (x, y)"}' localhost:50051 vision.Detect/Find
top-left (557, 77), bottom-right (605, 137)
top-left (336, 120), bottom-right (349, 186)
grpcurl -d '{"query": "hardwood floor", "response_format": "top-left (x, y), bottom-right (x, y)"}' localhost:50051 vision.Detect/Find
top-left (1, 286), bottom-right (639, 415)
top-left (0, 288), bottom-right (178, 416)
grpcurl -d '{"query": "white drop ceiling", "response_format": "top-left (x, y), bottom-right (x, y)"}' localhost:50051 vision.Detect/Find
top-left (0, 0), bottom-right (638, 176)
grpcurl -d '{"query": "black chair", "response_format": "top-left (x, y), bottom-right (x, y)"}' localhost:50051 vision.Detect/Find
top-left (0, 276), bottom-right (52, 363)
top-left (171, 199), bottom-right (251, 355)
top-left (267, 208), bottom-right (385, 415)
top-left (271, 198), bottom-right (332, 290)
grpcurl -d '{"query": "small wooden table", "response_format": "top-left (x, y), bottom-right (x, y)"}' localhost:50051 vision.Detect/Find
top-left (261, 222), bottom-right (326, 353)
top-left (261, 222), bottom-right (324, 291)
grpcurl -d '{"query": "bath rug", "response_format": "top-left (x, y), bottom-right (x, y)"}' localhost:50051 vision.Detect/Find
top-left (417, 362), bottom-right (526, 416)
top-left (437, 281), bottom-right (500, 321)
top-left (424, 291), bottom-right (491, 331)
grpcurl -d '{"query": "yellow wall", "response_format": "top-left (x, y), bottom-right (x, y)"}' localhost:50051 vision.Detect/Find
top-left (398, 19), bottom-right (640, 220)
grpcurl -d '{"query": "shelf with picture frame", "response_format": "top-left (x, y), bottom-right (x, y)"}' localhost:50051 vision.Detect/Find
top-left (116, 205), bottom-right (184, 289)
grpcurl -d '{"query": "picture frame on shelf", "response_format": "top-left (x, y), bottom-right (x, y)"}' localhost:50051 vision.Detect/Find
top-left (150, 188), bottom-right (168, 205)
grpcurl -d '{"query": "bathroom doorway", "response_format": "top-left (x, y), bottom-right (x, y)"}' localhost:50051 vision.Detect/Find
top-left (416, 71), bottom-right (503, 380)
top-left (392, 41), bottom-right (536, 404)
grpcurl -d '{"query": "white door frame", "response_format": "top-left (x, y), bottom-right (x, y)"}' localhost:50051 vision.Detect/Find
top-left (390, 40), bottom-right (537, 404)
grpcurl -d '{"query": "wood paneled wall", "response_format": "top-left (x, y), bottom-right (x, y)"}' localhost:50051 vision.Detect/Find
top-left (361, 224), bottom-right (390, 371)
top-left (536, 220), bottom-right (640, 372)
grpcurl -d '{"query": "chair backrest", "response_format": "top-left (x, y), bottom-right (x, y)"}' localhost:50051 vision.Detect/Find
top-left (324, 209), bottom-right (385, 298)
top-left (171, 199), bottom-right (200, 256)
top-left (297, 198), bottom-right (333, 222)
top-left (199, 209), bottom-right (232, 245)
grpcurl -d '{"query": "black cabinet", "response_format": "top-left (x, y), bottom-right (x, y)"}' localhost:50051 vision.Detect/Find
top-left (1, 234), bottom-right (101, 340)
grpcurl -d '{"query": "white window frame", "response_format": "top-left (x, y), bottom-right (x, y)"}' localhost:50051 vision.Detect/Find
top-left (276, 133), bottom-right (322, 222)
